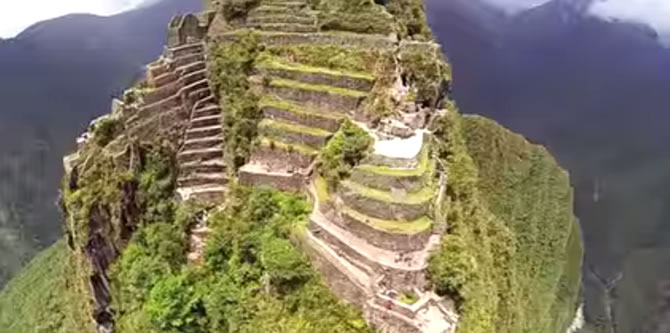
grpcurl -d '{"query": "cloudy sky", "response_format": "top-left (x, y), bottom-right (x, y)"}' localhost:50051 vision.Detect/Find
top-left (0, 0), bottom-right (151, 38)
top-left (483, 0), bottom-right (670, 39)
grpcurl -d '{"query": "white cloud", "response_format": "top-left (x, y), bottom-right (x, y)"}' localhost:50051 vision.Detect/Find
top-left (479, 0), bottom-right (552, 14)
top-left (588, 0), bottom-right (670, 41)
top-left (0, 0), bottom-right (148, 38)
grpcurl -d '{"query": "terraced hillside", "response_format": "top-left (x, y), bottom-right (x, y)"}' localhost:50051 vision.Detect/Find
top-left (0, 1), bottom-right (582, 332)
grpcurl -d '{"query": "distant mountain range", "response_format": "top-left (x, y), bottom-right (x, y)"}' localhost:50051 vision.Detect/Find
top-left (0, 0), bottom-right (201, 287)
top-left (426, 0), bottom-right (670, 332)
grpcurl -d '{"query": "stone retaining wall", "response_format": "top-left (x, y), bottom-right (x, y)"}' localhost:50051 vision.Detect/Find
top-left (263, 105), bottom-right (342, 132)
top-left (250, 144), bottom-right (315, 169)
top-left (259, 67), bottom-right (374, 92)
top-left (338, 187), bottom-right (430, 221)
top-left (334, 209), bottom-right (431, 252)
top-left (350, 167), bottom-right (428, 193)
top-left (308, 221), bottom-right (426, 291)
top-left (217, 32), bottom-right (396, 50)
top-left (239, 169), bottom-right (305, 192)
top-left (267, 85), bottom-right (363, 114)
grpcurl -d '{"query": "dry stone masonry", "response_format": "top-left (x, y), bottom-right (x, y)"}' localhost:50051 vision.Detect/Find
top-left (66, 0), bottom-right (459, 331)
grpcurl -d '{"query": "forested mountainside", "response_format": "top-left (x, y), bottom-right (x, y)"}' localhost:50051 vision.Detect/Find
top-left (0, 0), bottom-right (582, 332)
top-left (0, 0), bottom-right (201, 288)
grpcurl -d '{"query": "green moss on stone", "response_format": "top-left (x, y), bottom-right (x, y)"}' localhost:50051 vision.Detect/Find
top-left (271, 78), bottom-right (368, 98)
top-left (260, 96), bottom-right (345, 121)
top-left (260, 118), bottom-right (332, 137)
top-left (342, 206), bottom-right (431, 234)
top-left (257, 56), bottom-right (375, 81)
top-left (342, 179), bottom-right (434, 204)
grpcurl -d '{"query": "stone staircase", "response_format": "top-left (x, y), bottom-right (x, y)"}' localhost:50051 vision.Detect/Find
top-left (161, 43), bottom-right (228, 203)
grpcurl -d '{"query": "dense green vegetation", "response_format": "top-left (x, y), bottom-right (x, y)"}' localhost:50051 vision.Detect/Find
top-left (398, 43), bottom-right (451, 107)
top-left (0, 241), bottom-right (95, 333)
top-left (309, 0), bottom-right (432, 39)
top-left (111, 186), bottom-right (371, 333)
top-left (319, 120), bottom-right (373, 187)
top-left (209, 31), bottom-right (263, 169)
top-left (427, 111), bottom-right (582, 333)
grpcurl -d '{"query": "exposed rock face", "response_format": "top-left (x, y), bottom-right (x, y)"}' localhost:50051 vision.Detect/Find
top-left (61, 13), bottom-right (224, 331)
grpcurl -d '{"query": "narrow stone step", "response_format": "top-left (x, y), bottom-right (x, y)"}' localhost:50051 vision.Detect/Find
top-left (193, 93), bottom-right (215, 110)
top-left (259, 118), bottom-right (331, 149)
top-left (178, 172), bottom-right (228, 187)
top-left (253, 23), bottom-right (317, 33)
top-left (140, 94), bottom-right (181, 116)
top-left (182, 136), bottom-right (223, 151)
top-left (190, 114), bottom-right (220, 129)
top-left (151, 71), bottom-right (178, 88)
top-left (247, 14), bottom-right (315, 25)
top-left (260, 97), bottom-right (343, 132)
top-left (180, 159), bottom-right (227, 175)
top-left (186, 125), bottom-right (222, 140)
top-left (172, 53), bottom-right (204, 69)
top-left (170, 42), bottom-right (204, 58)
top-left (178, 147), bottom-right (223, 164)
top-left (143, 82), bottom-right (179, 105)
top-left (238, 163), bottom-right (305, 192)
top-left (178, 184), bottom-right (226, 202)
top-left (178, 79), bottom-right (210, 102)
top-left (147, 62), bottom-right (169, 80)
top-left (176, 60), bottom-right (206, 76)
top-left (192, 104), bottom-right (220, 118)
top-left (181, 69), bottom-right (208, 87)
top-left (258, 59), bottom-right (375, 92)
top-left (338, 180), bottom-right (433, 221)
top-left (267, 78), bottom-right (367, 114)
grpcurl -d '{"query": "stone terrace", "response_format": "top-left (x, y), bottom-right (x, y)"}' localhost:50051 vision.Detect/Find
top-left (210, 0), bottom-right (458, 331)
top-left (237, 0), bottom-right (377, 192)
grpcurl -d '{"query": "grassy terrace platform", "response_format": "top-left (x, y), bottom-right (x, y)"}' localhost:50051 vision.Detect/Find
top-left (258, 57), bottom-right (375, 82)
top-left (260, 96), bottom-right (345, 121)
top-left (270, 78), bottom-right (368, 98)
top-left (356, 143), bottom-right (432, 177)
top-left (258, 136), bottom-right (318, 156)
top-left (259, 118), bottom-right (332, 137)
top-left (341, 180), bottom-right (435, 205)
top-left (215, 30), bottom-right (395, 49)
top-left (342, 206), bottom-right (432, 234)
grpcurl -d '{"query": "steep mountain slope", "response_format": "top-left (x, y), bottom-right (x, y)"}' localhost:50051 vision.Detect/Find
top-left (1, 0), bottom-right (582, 332)
top-left (0, 0), bottom-right (201, 287)
top-left (425, 0), bottom-right (670, 331)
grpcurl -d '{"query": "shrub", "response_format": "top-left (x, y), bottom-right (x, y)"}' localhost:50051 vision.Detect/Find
top-left (209, 32), bottom-right (264, 169)
top-left (221, 0), bottom-right (260, 21)
top-left (93, 117), bottom-right (121, 147)
top-left (320, 120), bottom-right (373, 187)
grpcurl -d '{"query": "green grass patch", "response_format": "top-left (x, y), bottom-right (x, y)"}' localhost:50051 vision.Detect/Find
top-left (265, 44), bottom-right (383, 74)
top-left (271, 78), bottom-right (368, 98)
top-left (257, 55), bottom-right (375, 81)
top-left (260, 118), bottom-right (332, 137)
top-left (259, 136), bottom-right (319, 156)
top-left (356, 142), bottom-right (431, 177)
top-left (399, 291), bottom-right (420, 305)
top-left (260, 96), bottom-right (345, 121)
top-left (315, 175), bottom-right (332, 203)
top-left (342, 206), bottom-right (432, 234)
top-left (342, 179), bottom-right (434, 204)
top-left (0, 241), bottom-right (95, 333)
